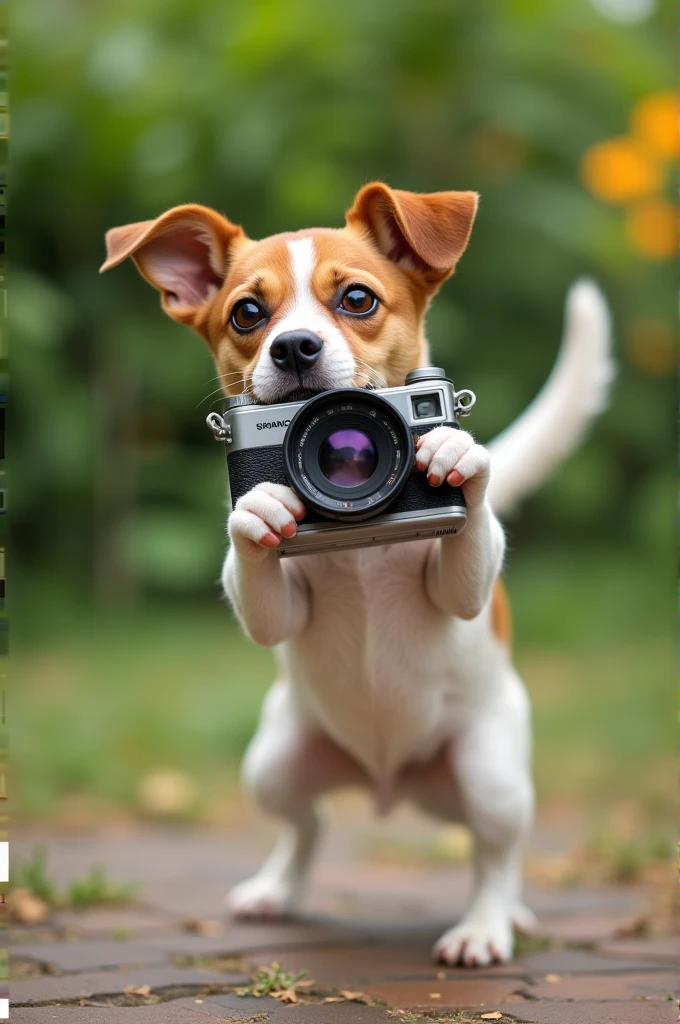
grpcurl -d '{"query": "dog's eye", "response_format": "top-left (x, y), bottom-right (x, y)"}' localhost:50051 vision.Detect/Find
top-left (339, 287), bottom-right (378, 317)
top-left (231, 299), bottom-right (266, 332)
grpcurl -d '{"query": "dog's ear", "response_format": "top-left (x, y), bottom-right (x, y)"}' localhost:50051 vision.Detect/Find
top-left (100, 204), bottom-right (246, 327)
top-left (346, 183), bottom-right (478, 291)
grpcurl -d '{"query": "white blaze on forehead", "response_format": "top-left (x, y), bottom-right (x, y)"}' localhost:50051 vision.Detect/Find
top-left (250, 234), bottom-right (356, 401)
top-left (264, 236), bottom-right (324, 339)
top-left (288, 237), bottom-right (317, 313)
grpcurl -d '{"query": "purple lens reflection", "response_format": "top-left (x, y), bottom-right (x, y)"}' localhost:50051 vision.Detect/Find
top-left (318, 429), bottom-right (377, 487)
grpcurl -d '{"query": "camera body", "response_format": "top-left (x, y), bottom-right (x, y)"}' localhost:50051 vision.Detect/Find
top-left (208, 368), bottom-right (476, 558)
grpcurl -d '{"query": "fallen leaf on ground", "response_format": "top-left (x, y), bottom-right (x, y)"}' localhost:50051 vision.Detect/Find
top-left (613, 914), bottom-right (649, 938)
top-left (182, 915), bottom-right (223, 936)
top-left (340, 989), bottom-right (370, 1003)
top-left (429, 992), bottom-right (442, 998)
top-left (481, 1013), bottom-right (503, 1020)
top-left (544, 973), bottom-right (562, 983)
top-left (272, 987), bottom-right (298, 1003)
top-left (8, 888), bottom-right (49, 924)
top-left (124, 984), bottom-right (151, 998)
top-left (137, 770), bottom-right (196, 817)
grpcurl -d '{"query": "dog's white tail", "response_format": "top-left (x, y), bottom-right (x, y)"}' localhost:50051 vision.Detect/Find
top-left (486, 280), bottom-right (614, 518)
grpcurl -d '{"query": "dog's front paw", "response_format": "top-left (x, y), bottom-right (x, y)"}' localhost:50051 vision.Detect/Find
top-left (226, 873), bottom-right (300, 920)
top-left (415, 427), bottom-right (490, 509)
top-left (228, 482), bottom-right (306, 561)
top-left (434, 911), bottom-right (513, 967)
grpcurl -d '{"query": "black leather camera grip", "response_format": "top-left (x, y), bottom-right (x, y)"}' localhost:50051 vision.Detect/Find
top-left (226, 420), bottom-right (466, 520)
top-left (411, 421), bottom-right (466, 513)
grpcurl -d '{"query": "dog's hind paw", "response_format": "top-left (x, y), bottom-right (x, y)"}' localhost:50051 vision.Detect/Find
top-left (434, 911), bottom-right (514, 967)
top-left (226, 874), bottom-right (300, 920)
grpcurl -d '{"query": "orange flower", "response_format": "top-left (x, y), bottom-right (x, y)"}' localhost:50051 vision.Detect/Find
top-left (581, 136), bottom-right (662, 203)
top-left (625, 197), bottom-right (677, 259)
top-left (631, 91), bottom-right (679, 161)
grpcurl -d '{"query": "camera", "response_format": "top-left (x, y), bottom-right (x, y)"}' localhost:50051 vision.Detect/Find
top-left (207, 367), bottom-right (476, 558)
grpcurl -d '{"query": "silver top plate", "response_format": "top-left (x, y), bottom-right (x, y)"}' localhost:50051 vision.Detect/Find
top-left (218, 379), bottom-right (459, 453)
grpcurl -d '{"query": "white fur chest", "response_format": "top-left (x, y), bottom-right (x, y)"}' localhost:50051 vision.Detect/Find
top-left (279, 541), bottom-right (499, 779)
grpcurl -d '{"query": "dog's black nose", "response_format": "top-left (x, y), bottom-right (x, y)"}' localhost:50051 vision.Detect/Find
top-left (270, 331), bottom-right (323, 373)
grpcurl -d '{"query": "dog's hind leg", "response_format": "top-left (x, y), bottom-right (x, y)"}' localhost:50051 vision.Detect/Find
top-left (227, 680), bottom-right (367, 919)
top-left (436, 674), bottom-right (534, 965)
top-left (405, 671), bottom-right (534, 965)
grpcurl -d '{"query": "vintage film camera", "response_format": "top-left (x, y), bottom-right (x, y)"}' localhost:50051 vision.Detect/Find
top-left (207, 367), bottom-right (476, 557)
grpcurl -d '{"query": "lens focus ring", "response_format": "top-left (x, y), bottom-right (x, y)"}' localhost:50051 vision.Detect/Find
top-left (282, 390), bottom-right (414, 521)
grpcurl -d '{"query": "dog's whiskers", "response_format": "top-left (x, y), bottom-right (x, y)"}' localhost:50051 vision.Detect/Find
top-left (197, 378), bottom-right (250, 410)
top-left (203, 370), bottom-right (249, 385)
top-left (353, 359), bottom-right (387, 390)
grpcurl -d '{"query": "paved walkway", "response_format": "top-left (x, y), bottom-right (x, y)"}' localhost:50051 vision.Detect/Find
top-left (11, 804), bottom-right (677, 1022)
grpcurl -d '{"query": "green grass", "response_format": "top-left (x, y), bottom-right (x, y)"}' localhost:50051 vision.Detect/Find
top-left (13, 551), bottom-right (672, 823)
top-left (13, 847), bottom-right (138, 907)
top-left (14, 607), bottom-right (274, 816)
top-left (12, 847), bottom-right (58, 903)
top-left (66, 864), bottom-right (138, 907)
top-left (521, 641), bottom-right (673, 818)
top-left (235, 962), bottom-right (311, 1000)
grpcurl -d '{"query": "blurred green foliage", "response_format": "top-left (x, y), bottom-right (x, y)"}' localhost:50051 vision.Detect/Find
top-left (12, 606), bottom-right (675, 819)
top-left (13, 0), bottom-right (674, 615)
top-left (11, 0), bottom-right (675, 830)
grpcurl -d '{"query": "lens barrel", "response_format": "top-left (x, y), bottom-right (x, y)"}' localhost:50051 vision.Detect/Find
top-left (282, 389), bottom-right (414, 521)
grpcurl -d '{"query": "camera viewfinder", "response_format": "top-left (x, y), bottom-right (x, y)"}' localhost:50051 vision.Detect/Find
top-left (412, 393), bottom-right (442, 420)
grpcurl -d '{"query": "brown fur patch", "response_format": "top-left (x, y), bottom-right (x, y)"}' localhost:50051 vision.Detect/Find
top-left (100, 187), bottom-right (479, 399)
top-left (491, 579), bottom-right (512, 647)
top-left (208, 227), bottom-right (430, 396)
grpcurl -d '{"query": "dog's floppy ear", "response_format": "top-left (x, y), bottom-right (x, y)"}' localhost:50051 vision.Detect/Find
top-left (100, 204), bottom-right (245, 327)
top-left (346, 183), bottom-right (478, 291)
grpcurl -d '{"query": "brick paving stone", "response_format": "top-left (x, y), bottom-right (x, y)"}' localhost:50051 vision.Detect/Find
top-left (144, 918), bottom-right (372, 957)
top-left (524, 970), bottom-right (676, 1002)
top-left (486, 947), bottom-right (675, 977)
top-left (488, 999), bottom-right (676, 1023)
top-left (11, 830), bottom-right (269, 889)
top-left (11, 941), bottom-right (169, 972)
top-left (177, 993), bottom-right (404, 1020)
top-left (140, 882), bottom-right (249, 920)
top-left (598, 936), bottom-right (677, 963)
top-left (252, 944), bottom-right (503, 987)
top-left (11, 963), bottom-right (247, 1005)
top-left (11, 824), bottom-right (677, 1023)
top-left (315, 919), bottom-right (449, 947)
top-left (51, 907), bottom-right (178, 935)
top-left (10, 1006), bottom-right (215, 1023)
top-left (518, 885), bottom-right (640, 918)
top-left (260, 944), bottom-right (544, 988)
top-left (359, 976), bottom-right (522, 1008)
top-left (174, 997), bottom-right (275, 1021)
top-left (143, 933), bottom-right (256, 957)
top-left (310, 867), bottom-right (639, 922)
top-left (535, 909), bottom-right (639, 943)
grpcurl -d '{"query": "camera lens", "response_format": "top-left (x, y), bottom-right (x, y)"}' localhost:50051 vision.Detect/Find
top-left (283, 390), bottom-right (414, 521)
top-left (318, 429), bottom-right (377, 487)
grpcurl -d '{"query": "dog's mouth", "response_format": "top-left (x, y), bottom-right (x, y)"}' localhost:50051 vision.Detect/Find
top-left (260, 386), bottom-right (324, 405)
top-left (257, 381), bottom-right (378, 405)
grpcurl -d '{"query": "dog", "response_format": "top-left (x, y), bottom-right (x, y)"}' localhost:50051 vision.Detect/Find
top-left (101, 183), bottom-right (613, 965)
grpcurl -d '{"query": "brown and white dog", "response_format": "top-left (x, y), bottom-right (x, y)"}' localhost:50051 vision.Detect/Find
top-left (101, 184), bottom-right (612, 965)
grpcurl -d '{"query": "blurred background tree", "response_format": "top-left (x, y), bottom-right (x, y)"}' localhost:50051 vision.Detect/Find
top-left (12, 0), bottom-right (675, 821)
